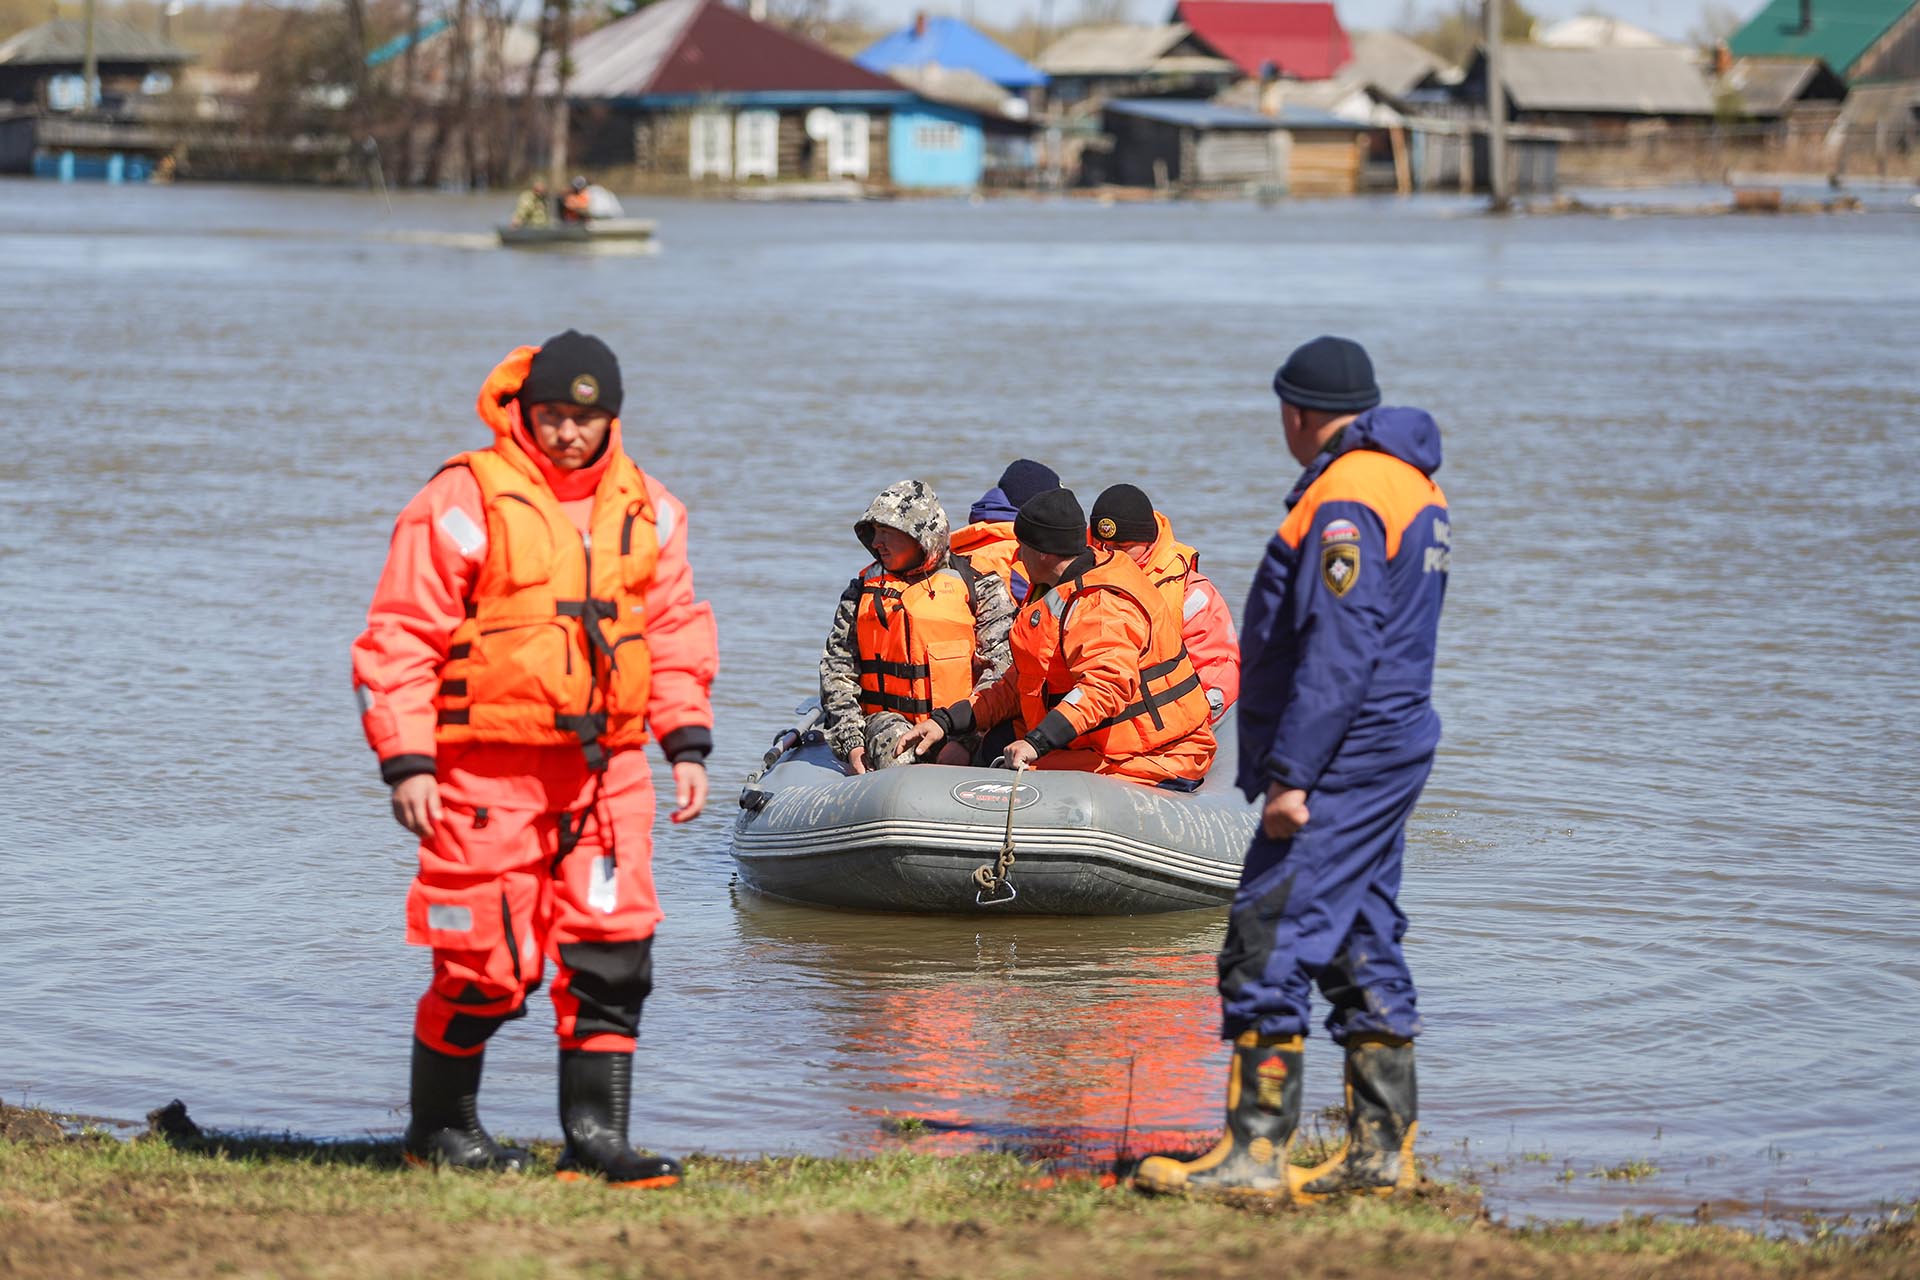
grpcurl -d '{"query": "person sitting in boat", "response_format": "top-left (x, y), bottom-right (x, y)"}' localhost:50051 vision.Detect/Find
top-left (819, 480), bottom-right (1016, 774)
top-left (510, 178), bottom-right (552, 229)
top-left (897, 488), bottom-right (1217, 789)
top-left (1089, 483), bottom-right (1240, 724)
top-left (949, 459), bottom-right (1060, 602)
top-left (561, 176), bottom-right (592, 223)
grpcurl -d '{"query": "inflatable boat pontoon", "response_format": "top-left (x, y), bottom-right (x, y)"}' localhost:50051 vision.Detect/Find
top-left (730, 707), bottom-right (1255, 916)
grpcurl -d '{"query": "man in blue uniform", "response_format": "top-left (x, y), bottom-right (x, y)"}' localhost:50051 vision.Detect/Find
top-left (1134, 335), bottom-right (1451, 1203)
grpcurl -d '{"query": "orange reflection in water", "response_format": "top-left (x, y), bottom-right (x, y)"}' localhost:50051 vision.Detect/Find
top-left (846, 952), bottom-right (1227, 1164)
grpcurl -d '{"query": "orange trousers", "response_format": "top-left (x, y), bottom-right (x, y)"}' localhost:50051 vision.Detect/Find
top-left (404, 744), bottom-right (662, 1057)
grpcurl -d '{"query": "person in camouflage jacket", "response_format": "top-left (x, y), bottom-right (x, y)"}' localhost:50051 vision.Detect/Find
top-left (819, 480), bottom-right (1015, 771)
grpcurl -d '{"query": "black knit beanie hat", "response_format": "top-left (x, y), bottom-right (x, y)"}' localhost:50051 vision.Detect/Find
top-left (520, 330), bottom-right (623, 416)
top-left (1090, 483), bottom-right (1157, 544)
top-left (1014, 487), bottom-right (1087, 558)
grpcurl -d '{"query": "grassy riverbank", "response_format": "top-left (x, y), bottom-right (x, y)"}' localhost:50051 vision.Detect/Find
top-left (2, 1104), bottom-right (1914, 1279)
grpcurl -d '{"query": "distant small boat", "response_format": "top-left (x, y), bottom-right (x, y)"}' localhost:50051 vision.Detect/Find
top-left (496, 218), bottom-right (657, 248)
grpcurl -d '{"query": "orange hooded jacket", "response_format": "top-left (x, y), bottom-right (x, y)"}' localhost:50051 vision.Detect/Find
top-left (1127, 511), bottom-right (1239, 724)
top-left (351, 347), bottom-right (718, 783)
top-left (965, 550), bottom-right (1216, 785)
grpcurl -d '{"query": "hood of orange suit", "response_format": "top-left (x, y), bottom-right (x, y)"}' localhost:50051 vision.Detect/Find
top-left (475, 345), bottom-right (624, 501)
top-left (1144, 511), bottom-right (1197, 576)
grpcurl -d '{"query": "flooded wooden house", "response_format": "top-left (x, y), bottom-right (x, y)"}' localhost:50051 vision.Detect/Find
top-left (561, 0), bottom-right (994, 191)
top-left (1096, 97), bottom-right (1366, 194)
top-left (0, 18), bottom-right (190, 178)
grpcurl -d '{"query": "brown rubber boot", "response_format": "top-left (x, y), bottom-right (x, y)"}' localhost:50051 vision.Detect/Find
top-left (1132, 1032), bottom-right (1303, 1202)
top-left (1293, 1033), bottom-right (1418, 1201)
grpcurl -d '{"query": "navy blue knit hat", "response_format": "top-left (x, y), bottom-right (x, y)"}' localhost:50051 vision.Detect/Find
top-left (997, 459), bottom-right (1060, 509)
top-left (1272, 336), bottom-right (1380, 413)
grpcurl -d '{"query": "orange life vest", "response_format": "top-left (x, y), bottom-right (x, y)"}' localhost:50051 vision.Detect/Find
top-left (949, 521), bottom-right (1020, 594)
top-left (854, 557), bottom-right (980, 721)
top-left (1140, 522), bottom-right (1202, 618)
top-left (1014, 552), bottom-right (1211, 758)
top-left (432, 444), bottom-right (660, 766)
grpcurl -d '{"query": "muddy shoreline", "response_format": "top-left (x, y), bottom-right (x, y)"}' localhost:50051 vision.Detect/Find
top-left (4, 1101), bottom-right (1916, 1280)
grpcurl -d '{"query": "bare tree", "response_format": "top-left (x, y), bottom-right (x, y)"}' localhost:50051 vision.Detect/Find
top-left (1688, 2), bottom-right (1743, 48)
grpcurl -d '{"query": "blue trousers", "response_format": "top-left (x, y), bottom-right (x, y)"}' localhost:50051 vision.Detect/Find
top-left (1217, 755), bottom-right (1432, 1044)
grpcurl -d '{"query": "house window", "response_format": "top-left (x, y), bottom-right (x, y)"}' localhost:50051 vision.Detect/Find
top-left (690, 111), bottom-right (732, 180)
top-left (914, 122), bottom-right (963, 152)
top-left (47, 74), bottom-right (88, 111)
top-left (735, 109), bottom-right (778, 180)
top-left (827, 111), bottom-right (869, 178)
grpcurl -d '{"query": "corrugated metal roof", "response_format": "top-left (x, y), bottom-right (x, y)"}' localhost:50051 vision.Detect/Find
top-left (1718, 56), bottom-right (1841, 115)
top-left (0, 19), bottom-right (190, 67)
top-left (1037, 24), bottom-right (1222, 76)
top-left (855, 16), bottom-right (1046, 89)
top-left (1838, 76), bottom-right (1920, 127)
top-left (887, 64), bottom-right (1021, 115)
top-left (1728, 0), bottom-right (1914, 79)
top-left (1172, 1), bottom-right (1351, 80)
top-left (1106, 95), bottom-right (1355, 129)
top-left (1344, 28), bottom-right (1447, 98)
top-left (563, 0), bottom-right (900, 99)
top-left (1491, 44), bottom-right (1715, 115)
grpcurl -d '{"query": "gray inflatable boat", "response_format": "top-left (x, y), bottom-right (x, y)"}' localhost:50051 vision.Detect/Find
top-left (730, 706), bottom-right (1255, 915)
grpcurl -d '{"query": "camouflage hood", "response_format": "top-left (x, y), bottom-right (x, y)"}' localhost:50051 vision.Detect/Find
top-left (855, 479), bottom-right (950, 574)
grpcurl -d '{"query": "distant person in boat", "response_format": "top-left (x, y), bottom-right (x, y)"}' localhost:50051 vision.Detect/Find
top-left (351, 330), bottom-right (718, 1188)
top-left (559, 175), bottom-right (626, 223)
top-left (896, 488), bottom-right (1216, 788)
top-left (949, 458), bottom-right (1060, 602)
top-left (1088, 483), bottom-right (1239, 725)
top-left (1133, 336), bottom-right (1449, 1206)
top-left (819, 480), bottom-right (1015, 774)
top-left (510, 177), bottom-right (552, 228)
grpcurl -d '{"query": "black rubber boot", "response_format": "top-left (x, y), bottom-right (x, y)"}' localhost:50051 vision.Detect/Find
top-left (555, 1049), bottom-right (683, 1188)
top-left (401, 1040), bottom-right (532, 1173)
top-left (1133, 1032), bottom-right (1303, 1202)
top-left (1296, 1034), bottom-right (1418, 1200)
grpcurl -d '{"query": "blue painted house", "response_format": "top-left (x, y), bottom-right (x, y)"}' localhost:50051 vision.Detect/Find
top-left (856, 15), bottom-right (1046, 188)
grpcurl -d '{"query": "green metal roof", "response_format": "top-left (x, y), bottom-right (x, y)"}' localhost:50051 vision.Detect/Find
top-left (1726, 0), bottom-right (1914, 78)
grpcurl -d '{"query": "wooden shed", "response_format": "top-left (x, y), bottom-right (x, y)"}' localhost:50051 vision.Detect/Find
top-left (1100, 97), bottom-right (1365, 193)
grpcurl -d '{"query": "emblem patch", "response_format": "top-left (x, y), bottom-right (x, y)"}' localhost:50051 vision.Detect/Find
top-left (1321, 518), bottom-right (1360, 544)
top-left (1094, 516), bottom-right (1118, 540)
top-left (1322, 543), bottom-right (1360, 597)
top-left (570, 374), bottom-right (600, 405)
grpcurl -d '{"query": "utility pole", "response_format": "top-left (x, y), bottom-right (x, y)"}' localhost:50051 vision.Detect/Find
top-left (80, 0), bottom-right (97, 109)
top-left (1484, 0), bottom-right (1510, 212)
top-left (546, 0), bottom-right (571, 192)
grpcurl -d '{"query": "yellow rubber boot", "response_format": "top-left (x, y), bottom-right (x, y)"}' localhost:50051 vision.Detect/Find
top-left (1133, 1032), bottom-right (1303, 1203)
top-left (1292, 1033), bottom-right (1418, 1201)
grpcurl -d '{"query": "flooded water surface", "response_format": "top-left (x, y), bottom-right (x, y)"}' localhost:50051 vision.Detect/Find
top-left (1, 181), bottom-right (1916, 1226)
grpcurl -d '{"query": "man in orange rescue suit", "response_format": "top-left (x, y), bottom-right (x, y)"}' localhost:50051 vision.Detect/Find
top-left (819, 480), bottom-right (1015, 772)
top-left (948, 458), bottom-right (1060, 601)
top-left (1134, 336), bottom-right (1449, 1204)
top-left (896, 488), bottom-right (1216, 788)
top-left (1088, 483), bottom-right (1240, 724)
top-left (351, 331), bottom-right (718, 1186)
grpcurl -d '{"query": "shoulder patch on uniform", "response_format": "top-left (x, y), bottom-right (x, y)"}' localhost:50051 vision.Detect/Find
top-left (1322, 543), bottom-right (1360, 598)
top-left (1321, 518), bottom-right (1361, 544)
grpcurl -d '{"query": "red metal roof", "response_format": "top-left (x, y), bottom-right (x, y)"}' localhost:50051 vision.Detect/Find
top-left (1172, 1), bottom-right (1352, 81)
top-left (649, 0), bottom-right (902, 95)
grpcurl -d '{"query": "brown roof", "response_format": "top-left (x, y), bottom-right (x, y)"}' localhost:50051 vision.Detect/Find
top-left (564, 0), bottom-right (900, 99)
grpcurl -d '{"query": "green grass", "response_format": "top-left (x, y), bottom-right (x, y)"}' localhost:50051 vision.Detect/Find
top-left (2, 1114), bottom-right (1916, 1280)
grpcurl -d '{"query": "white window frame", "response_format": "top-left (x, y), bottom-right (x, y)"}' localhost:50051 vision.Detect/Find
top-left (734, 109), bottom-right (778, 180)
top-left (689, 111), bottom-right (732, 180)
top-left (827, 111), bottom-right (869, 179)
